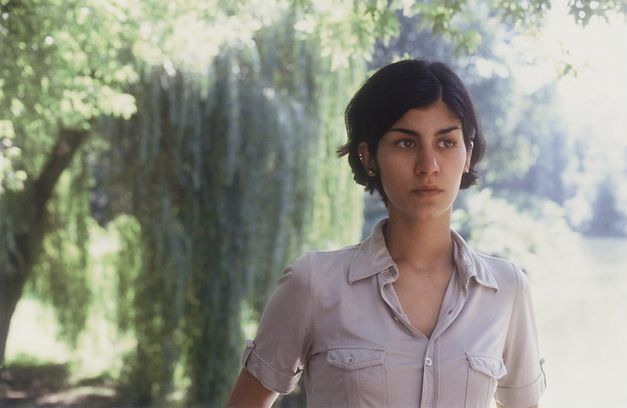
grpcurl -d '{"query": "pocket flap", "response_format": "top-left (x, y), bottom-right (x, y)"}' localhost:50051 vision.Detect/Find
top-left (327, 348), bottom-right (385, 371)
top-left (466, 354), bottom-right (507, 379)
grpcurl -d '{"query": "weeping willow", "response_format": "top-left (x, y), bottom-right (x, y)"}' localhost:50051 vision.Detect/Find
top-left (100, 15), bottom-right (364, 406)
top-left (0, 136), bottom-right (92, 354)
top-left (28, 151), bottom-right (91, 344)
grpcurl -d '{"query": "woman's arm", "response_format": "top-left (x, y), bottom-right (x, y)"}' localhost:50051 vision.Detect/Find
top-left (226, 369), bottom-right (279, 408)
top-left (497, 403), bottom-right (538, 408)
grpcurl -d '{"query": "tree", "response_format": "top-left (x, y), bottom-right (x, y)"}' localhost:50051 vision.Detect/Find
top-left (587, 177), bottom-right (626, 236)
top-left (1, 0), bottom-right (624, 406)
top-left (99, 32), bottom-right (365, 405)
top-left (507, 86), bottom-right (570, 204)
top-left (0, 1), bottom-right (386, 404)
top-left (0, 0), bottom-right (139, 367)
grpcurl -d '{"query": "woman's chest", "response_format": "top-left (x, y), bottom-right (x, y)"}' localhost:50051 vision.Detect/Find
top-left (393, 268), bottom-right (452, 338)
top-left (305, 282), bottom-right (511, 407)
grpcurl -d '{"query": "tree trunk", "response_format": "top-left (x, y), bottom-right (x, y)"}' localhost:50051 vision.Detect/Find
top-left (0, 129), bottom-right (86, 366)
top-left (0, 265), bottom-right (27, 367)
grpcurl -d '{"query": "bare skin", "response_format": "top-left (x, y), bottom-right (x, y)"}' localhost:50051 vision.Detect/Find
top-left (226, 369), bottom-right (278, 408)
top-left (381, 191), bottom-right (457, 338)
top-left (393, 265), bottom-right (452, 338)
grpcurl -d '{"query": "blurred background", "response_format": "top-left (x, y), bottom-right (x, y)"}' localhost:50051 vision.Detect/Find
top-left (1, 0), bottom-right (626, 407)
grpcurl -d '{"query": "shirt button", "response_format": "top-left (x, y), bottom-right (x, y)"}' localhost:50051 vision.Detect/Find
top-left (492, 366), bottom-right (498, 375)
top-left (345, 355), bottom-right (354, 364)
top-left (425, 357), bottom-right (433, 367)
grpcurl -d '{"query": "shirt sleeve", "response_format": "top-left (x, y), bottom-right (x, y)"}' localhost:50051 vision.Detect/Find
top-left (241, 254), bottom-right (315, 394)
top-left (496, 264), bottom-right (547, 408)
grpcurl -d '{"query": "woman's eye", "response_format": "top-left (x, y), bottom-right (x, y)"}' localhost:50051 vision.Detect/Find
top-left (439, 139), bottom-right (456, 148)
top-left (396, 139), bottom-right (415, 148)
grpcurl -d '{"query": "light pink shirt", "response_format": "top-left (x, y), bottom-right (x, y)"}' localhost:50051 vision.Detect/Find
top-left (242, 219), bottom-right (546, 407)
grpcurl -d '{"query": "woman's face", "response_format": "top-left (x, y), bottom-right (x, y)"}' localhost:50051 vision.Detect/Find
top-left (359, 100), bottom-right (472, 222)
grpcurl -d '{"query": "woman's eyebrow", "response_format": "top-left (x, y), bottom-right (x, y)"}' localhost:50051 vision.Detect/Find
top-left (388, 125), bottom-right (461, 136)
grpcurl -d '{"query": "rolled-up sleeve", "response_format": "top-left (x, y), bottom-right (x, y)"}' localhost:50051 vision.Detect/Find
top-left (241, 254), bottom-right (315, 394)
top-left (496, 265), bottom-right (547, 408)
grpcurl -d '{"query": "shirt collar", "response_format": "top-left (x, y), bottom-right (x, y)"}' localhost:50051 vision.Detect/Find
top-left (451, 229), bottom-right (499, 292)
top-left (347, 218), bottom-right (395, 284)
top-left (348, 218), bottom-right (499, 292)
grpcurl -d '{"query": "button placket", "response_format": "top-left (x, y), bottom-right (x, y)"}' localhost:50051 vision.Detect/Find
top-left (421, 337), bottom-right (442, 407)
top-left (421, 342), bottom-right (436, 407)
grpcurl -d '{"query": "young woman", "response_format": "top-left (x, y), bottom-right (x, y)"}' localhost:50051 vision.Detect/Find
top-left (227, 60), bottom-right (546, 408)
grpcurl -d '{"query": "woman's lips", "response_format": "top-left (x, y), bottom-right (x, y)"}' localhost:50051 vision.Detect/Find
top-left (412, 187), bottom-right (443, 196)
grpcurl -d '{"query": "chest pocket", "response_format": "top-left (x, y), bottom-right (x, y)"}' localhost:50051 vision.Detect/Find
top-left (326, 348), bottom-right (387, 407)
top-left (465, 354), bottom-right (507, 408)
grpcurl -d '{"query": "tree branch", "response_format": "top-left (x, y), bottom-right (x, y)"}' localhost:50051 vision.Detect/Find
top-left (33, 128), bottom-right (87, 218)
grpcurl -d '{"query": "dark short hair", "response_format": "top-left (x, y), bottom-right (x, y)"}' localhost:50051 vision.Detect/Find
top-left (337, 59), bottom-right (485, 204)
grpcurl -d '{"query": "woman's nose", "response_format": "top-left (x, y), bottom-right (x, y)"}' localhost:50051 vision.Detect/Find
top-left (415, 150), bottom-right (439, 175)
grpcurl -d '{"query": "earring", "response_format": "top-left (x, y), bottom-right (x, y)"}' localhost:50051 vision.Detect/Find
top-left (358, 153), bottom-right (363, 160)
top-left (367, 168), bottom-right (376, 177)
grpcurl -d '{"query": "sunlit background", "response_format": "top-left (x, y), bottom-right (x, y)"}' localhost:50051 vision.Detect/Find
top-left (513, 6), bottom-right (627, 407)
top-left (1, 1), bottom-right (626, 407)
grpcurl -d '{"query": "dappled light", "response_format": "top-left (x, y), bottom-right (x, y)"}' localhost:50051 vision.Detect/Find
top-left (1, 0), bottom-right (626, 407)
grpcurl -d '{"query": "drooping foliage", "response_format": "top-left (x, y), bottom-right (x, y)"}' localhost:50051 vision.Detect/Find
top-left (28, 152), bottom-right (91, 344)
top-left (2, 0), bottom-right (626, 406)
top-left (96, 14), bottom-right (364, 405)
top-left (0, 0), bottom-right (139, 365)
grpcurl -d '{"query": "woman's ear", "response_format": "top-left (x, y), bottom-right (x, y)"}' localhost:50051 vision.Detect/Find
top-left (358, 142), bottom-right (376, 175)
top-left (464, 141), bottom-right (474, 172)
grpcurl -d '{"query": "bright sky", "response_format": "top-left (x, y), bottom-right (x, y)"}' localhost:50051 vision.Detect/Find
top-left (514, 5), bottom-right (627, 166)
top-left (552, 7), bottom-right (627, 165)
top-left (490, 5), bottom-right (627, 222)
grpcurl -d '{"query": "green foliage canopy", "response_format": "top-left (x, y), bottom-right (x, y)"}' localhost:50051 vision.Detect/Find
top-left (1, 0), bottom-right (626, 406)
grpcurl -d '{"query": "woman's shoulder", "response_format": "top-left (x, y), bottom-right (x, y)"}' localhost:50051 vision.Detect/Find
top-left (289, 242), bottom-right (361, 274)
top-left (467, 250), bottom-right (528, 293)
top-left (282, 242), bottom-right (363, 291)
top-left (452, 230), bottom-right (526, 292)
top-left (471, 250), bottom-right (519, 270)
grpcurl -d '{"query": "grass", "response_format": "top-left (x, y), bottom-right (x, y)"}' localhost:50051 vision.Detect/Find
top-left (3, 296), bottom-right (128, 407)
top-left (6, 298), bottom-right (71, 365)
top-left (6, 295), bottom-right (135, 380)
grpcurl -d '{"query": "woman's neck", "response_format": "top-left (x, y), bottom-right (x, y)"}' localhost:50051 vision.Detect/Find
top-left (383, 211), bottom-right (454, 274)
